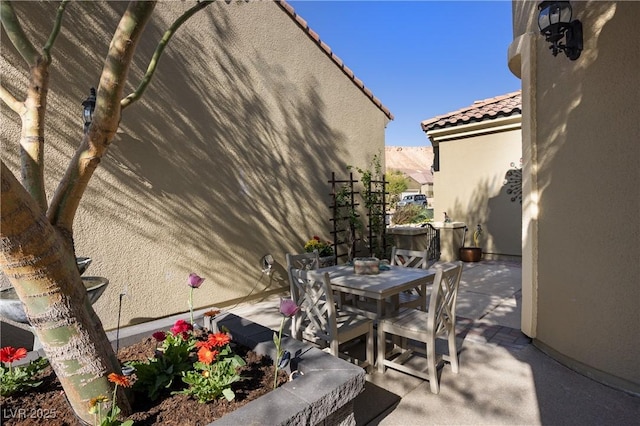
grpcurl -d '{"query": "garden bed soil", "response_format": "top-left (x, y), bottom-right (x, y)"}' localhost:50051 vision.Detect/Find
top-left (0, 337), bottom-right (287, 425)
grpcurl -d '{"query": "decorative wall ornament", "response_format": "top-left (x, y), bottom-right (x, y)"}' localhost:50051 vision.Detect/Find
top-left (504, 159), bottom-right (523, 204)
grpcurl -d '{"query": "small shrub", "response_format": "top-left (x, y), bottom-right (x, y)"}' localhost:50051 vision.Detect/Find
top-left (128, 322), bottom-right (196, 400)
top-left (177, 342), bottom-right (245, 403)
top-left (392, 205), bottom-right (433, 225)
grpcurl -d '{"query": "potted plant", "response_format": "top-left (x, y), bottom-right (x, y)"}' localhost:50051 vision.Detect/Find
top-left (304, 236), bottom-right (335, 267)
top-left (459, 224), bottom-right (483, 262)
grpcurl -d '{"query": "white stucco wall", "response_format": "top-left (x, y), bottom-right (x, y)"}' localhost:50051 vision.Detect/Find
top-left (1, 2), bottom-right (389, 329)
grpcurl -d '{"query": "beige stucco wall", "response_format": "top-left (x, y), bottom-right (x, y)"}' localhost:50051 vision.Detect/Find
top-left (1, 2), bottom-right (388, 330)
top-left (431, 125), bottom-right (523, 258)
top-left (510, 1), bottom-right (640, 393)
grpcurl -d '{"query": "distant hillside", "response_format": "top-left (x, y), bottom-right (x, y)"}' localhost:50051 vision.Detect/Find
top-left (385, 146), bottom-right (434, 184)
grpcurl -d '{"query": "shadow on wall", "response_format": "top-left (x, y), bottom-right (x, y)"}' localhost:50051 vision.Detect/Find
top-left (449, 172), bottom-right (521, 256)
top-left (1, 2), bottom-right (357, 324)
top-left (487, 166), bottom-right (522, 256)
top-left (96, 8), bottom-right (351, 297)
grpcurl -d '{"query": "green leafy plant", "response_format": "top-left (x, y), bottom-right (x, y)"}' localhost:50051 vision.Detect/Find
top-left (0, 346), bottom-right (49, 397)
top-left (386, 170), bottom-right (409, 206)
top-left (127, 320), bottom-right (195, 400)
top-left (350, 153), bottom-right (383, 211)
top-left (392, 205), bottom-right (433, 225)
top-left (334, 183), bottom-right (363, 262)
top-left (348, 153), bottom-right (388, 258)
top-left (177, 332), bottom-right (245, 402)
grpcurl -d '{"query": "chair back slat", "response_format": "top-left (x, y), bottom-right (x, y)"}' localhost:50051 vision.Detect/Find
top-left (390, 247), bottom-right (431, 269)
top-left (286, 252), bottom-right (321, 270)
top-left (288, 267), bottom-right (338, 345)
top-left (391, 247), bottom-right (434, 310)
top-left (286, 252), bottom-right (321, 307)
top-left (427, 263), bottom-right (463, 337)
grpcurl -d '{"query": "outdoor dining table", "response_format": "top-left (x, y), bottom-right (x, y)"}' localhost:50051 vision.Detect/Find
top-left (316, 264), bottom-right (436, 319)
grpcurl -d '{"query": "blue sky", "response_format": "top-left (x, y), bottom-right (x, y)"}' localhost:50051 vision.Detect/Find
top-left (288, 1), bottom-right (521, 147)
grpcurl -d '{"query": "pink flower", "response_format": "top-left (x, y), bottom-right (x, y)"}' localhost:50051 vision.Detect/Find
top-left (152, 331), bottom-right (166, 342)
top-left (279, 299), bottom-right (299, 318)
top-left (170, 319), bottom-right (193, 337)
top-left (188, 273), bottom-right (205, 288)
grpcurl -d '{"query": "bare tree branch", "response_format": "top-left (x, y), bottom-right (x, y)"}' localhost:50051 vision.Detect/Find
top-left (2, 1), bottom-right (68, 212)
top-left (47, 1), bottom-right (158, 231)
top-left (42, 0), bottom-right (70, 64)
top-left (0, 84), bottom-right (25, 114)
top-left (49, 1), bottom-right (215, 231)
top-left (121, 0), bottom-right (214, 110)
top-left (0, 1), bottom-right (39, 66)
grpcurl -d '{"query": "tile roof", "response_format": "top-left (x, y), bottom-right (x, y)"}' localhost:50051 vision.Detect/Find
top-left (421, 90), bottom-right (521, 132)
top-left (276, 1), bottom-right (394, 120)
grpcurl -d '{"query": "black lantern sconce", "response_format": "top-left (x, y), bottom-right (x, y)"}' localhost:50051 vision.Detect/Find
top-left (82, 87), bottom-right (96, 133)
top-left (537, 1), bottom-right (583, 60)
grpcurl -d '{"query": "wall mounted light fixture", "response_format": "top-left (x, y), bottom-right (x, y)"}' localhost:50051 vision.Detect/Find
top-left (82, 87), bottom-right (96, 133)
top-left (261, 254), bottom-right (274, 274)
top-left (537, 1), bottom-right (583, 60)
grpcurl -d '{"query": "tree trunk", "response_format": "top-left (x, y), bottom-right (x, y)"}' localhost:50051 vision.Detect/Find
top-left (0, 162), bottom-right (130, 423)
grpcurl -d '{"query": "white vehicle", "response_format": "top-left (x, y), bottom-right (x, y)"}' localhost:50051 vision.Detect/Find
top-left (396, 194), bottom-right (427, 207)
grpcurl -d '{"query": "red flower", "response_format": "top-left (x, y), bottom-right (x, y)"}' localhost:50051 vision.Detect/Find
top-left (170, 319), bottom-right (193, 337)
top-left (0, 346), bottom-right (27, 364)
top-left (108, 373), bottom-right (131, 388)
top-left (152, 331), bottom-right (166, 342)
top-left (313, 235), bottom-right (320, 241)
top-left (207, 332), bottom-right (231, 348)
top-left (197, 347), bottom-right (218, 365)
top-left (195, 340), bottom-right (211, 349)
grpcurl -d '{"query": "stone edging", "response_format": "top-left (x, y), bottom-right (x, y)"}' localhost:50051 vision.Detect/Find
top-left (209, 312), bottom-right (366, 426)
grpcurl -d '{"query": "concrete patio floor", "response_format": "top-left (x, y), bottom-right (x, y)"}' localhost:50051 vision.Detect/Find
top-left (225, 260), bottom-right (640, 426)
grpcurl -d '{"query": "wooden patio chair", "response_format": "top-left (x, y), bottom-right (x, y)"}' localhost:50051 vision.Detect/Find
top-left (391, 247), bottom-right (433, 310)
top-left (286, 252), bottom-right (321, 337)
top-left (288, 267), bottom-right (374, 372)
top-left (377, 261), bottom-right (463, 394)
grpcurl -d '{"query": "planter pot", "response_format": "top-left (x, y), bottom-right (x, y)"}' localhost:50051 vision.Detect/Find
top-left (0, 276), bottom-right (108, 324)
top-left (353, 257), bottom-right (380, 275)
top-left (459, 247), bottom-right (482, 262)
top-left (0, 257), bottom-right (99, 324)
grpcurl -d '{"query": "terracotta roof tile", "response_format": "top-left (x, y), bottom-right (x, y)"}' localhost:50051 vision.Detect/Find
top-left (421, 91), bottom-right (521, 132)
top-left (276, 1), bottom-right (394, 120)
